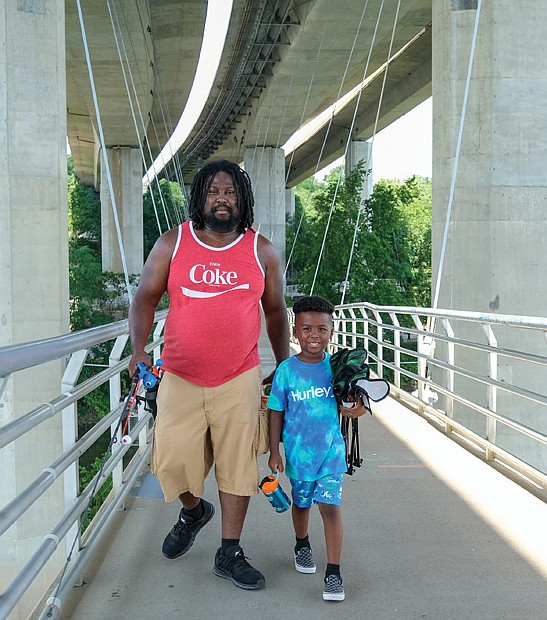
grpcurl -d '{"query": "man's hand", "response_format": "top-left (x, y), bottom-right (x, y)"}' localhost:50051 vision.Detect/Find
top-left (262, 369), bottom-right (276, 386)
top-left (128, 353), bottom-right (151, 377)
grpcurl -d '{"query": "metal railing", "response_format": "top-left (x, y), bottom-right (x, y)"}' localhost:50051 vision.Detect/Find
top-left (1, 303), bottom-right (547, 619)
top-left (327, 303), bottom-right (547, 494)
top-left (0, 311), bottom-right (167, 620)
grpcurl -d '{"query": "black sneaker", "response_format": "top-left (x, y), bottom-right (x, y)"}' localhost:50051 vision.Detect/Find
top-left (323, 574), bottom-right (345, 601)
top-left (294, 546), bottom-right (316, 573)
top-left (213, 545), bottom-right (266, 590)
top-left (162, 499), bottom-right (215, 559)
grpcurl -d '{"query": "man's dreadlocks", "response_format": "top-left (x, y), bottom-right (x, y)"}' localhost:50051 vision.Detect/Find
top-left (189, 160), bottom-right (254, 233)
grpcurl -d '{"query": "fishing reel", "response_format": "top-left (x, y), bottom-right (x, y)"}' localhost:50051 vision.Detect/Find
top-left (120, 359), bottom-right (163, 445)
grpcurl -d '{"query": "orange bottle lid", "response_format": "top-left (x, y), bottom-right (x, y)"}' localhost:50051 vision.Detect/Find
top-left (260, 475), bottom-right (278, 494)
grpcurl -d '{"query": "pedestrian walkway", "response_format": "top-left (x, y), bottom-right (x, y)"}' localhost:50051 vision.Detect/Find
top-left (59, 396), bottom-right (547, 620)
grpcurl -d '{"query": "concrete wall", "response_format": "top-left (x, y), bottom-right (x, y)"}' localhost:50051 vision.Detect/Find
top-left (432, 0), bottom-right (547, 470)
top-left (0, 1), bottom-right (70, 617)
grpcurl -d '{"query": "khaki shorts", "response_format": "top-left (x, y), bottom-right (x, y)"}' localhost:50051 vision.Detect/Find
top-left (152, 366), bottom-right (262, 502)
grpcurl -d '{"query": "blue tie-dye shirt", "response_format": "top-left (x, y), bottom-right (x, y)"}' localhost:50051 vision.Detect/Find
top-left (267, 354), bottom-right (346, 481)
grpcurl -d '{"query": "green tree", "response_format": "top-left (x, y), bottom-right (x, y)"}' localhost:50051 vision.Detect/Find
top-left (398, 176), bottom-right (432, 306)
top-left (68, 158), bottom-right (136, 431)
top-left (68, 159), bottom-right (137, 332)
top-left (143, 178), bottom-right (186, 258)
top-left (289, 164), bottom-right (368, 302)
top-left (68, 158), bottom-right (102, 247)
top-left (290, 169), bottom-right (432, 307)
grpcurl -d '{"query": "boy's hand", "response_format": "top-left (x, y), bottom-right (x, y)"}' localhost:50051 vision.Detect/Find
top-left (339, 399), bottom-right (370, 418)
top-left (268, 452), bottom-right (284, 474)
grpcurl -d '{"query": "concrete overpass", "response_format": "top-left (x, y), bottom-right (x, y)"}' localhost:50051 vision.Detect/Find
top-left (64, 0), bottom-right (432, 276)
top-left (65, 0), bottom-right (432, 188)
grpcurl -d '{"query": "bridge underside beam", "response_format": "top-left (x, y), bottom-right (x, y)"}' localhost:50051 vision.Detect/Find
top-left (285, 25), bottom-right (431, 187)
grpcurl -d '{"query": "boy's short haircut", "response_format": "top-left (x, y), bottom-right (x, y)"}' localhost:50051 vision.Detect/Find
top-left (293, 295), bottom-right (335, 316)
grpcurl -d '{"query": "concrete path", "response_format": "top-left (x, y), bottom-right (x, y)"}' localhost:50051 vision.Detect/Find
top-left (60, 396), bottom-right (547, 620)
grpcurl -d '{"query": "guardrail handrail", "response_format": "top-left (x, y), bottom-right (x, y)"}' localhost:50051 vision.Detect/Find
top-left (341, 302), bottom-right (547, 330)
top-left (0, 310), bottom-right (168, 377)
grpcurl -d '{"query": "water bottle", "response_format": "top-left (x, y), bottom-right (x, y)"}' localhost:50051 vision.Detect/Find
top-left (258, 472), bottom-right (291, 513)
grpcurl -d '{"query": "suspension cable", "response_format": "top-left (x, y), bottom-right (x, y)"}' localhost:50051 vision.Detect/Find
top-left (75, 0), bottom-right (132, 302)
top-left (109, 1), bottom-right (175, 230)
top-left (243, 7), bottom-right (280, 177)
top-left (314, 0), bottom-right (372, 170)
top-left (133, 0), bottom-right (190, 218)
top-left (340, 0), bottom-right (402, 304)
top-left (283, 18), bottom-right (328, 276)
top-left (284, 0), bottom-right (371, 276)
top-left (269, 5), bottom-right (322, 249)
top-left (311, 0), bottom-right (385, 295)
top-left (105, 0), bottom-right (164, 235)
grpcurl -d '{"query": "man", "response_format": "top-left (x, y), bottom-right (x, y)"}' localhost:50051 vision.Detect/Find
top-left (129, 160), bottom-right (290, 590)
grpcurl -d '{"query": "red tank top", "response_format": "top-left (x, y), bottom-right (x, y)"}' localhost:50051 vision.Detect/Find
top-left (161, 221), bottom-right (265, 386)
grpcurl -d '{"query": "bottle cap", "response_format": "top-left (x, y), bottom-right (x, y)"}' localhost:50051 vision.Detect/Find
top-left (259, 474), bottom-right (279, 494)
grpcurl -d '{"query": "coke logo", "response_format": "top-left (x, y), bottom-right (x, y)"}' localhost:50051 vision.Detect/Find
top-left (189, 263), bottom-right (238, 286)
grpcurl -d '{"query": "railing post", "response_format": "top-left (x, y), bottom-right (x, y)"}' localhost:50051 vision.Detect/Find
top-left (373, 310), bottom-right (383, 378)
top-left (441, 318), bottom-right (455, 423)
top-left (412, 314), bottom-right (426, 404)
top-left (152, 319), bottom-right (165, 363)
top-left (362, 307), bottom-right (369, 351)
top-left (109, 335), bottom-right (129, 502)
top-left (61, 349), bottom-right (88, 573)
top-left (335, 312), bottom-right (343, 348)
top-left (348, 308), bottom-right (358, 349)
top-left (389, 312), bottom-right (401, 389)
top-left (481, 324), bottom-right (498, 461)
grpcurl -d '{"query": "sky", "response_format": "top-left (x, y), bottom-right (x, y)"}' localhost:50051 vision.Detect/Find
top-left (314, 97), bottom-right (432, 185)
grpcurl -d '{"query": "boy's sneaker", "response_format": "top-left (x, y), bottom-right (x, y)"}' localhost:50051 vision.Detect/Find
top-left (213, 545), bottom-right (266, 590)
top-left (323, 574), bottom-right (345, 601)
top-left (294, 547), bottom-right (316, 573)
top-left (162, 499), bottom-right (215, 559)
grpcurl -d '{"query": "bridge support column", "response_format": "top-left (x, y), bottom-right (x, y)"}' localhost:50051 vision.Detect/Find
top-left (100, 147), bottom-right (143, 275)
top-left (345, 139), bottom-right (373, 204)
top-left (286, 187), bottom-right (295, 221)
top-left (432, 0), bottom-right (547, 467)
top-left (0, 3), bottom-right (69, 617)
top-left (244, 146), bottom-right (286, 271)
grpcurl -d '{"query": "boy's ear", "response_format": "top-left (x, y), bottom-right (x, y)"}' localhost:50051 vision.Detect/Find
top-left (292, 325), bottom-right (297, 338)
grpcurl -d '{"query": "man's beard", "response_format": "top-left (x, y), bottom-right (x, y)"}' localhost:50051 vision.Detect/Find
top-left (203, 210), bottom-right (239, 233)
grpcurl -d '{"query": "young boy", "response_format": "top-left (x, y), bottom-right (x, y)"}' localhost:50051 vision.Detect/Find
top-left (267, 296), bottom-right (367, 601)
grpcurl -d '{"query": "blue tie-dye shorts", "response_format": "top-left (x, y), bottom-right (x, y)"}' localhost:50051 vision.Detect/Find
top-left (289, 473), bottom-right (343, 508)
